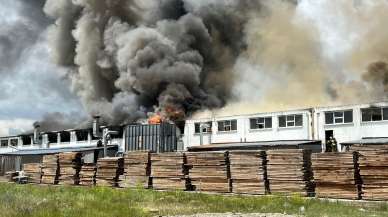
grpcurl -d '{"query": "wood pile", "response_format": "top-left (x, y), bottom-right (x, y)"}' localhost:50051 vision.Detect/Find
top-left (41, 155), bottom-right (59, 184)
top-left (229, 151), bottom-right (267, 195)
top-left (79, 163), bottom-right (96, 186)
top-left (150, 152), bottom-right (186, 190)
top-left (186, 152), bottom-right (230, 193)
top-left (58, 152), bottom-right (83, 185)
top-left (119, 151), bottom-right (150, 188)
top-left (23, 163), bottom-right (42, 184)
top-left (350, 144), bottom-right (388, 152)
top-left (358, 150), bottom-right (388, 200)
top-left (311, 152), bottom-right (360, 200)
top-left (96, 157), bottom-right (124, 187)
top-left (266, 150), bottom-right (313, 196)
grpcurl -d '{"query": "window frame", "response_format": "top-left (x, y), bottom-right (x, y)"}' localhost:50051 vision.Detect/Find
top-left (194, 121), bottom-right (212, 134)
top-left (278, 114), bottom-right (303, 128)
top-left (250, 117), bottom-right (272, 130)
top-left (217, 119), bottom-right (237, 132)
top-left (361, 107), bottom-right (388, 122)
top-left (0, 140), bottom-right (8, 147)
top-left (325, 110), bottom-right (353, 125)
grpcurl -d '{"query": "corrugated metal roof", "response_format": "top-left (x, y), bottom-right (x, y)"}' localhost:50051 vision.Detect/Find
top-left (341, 137), bottom-right (388, 145)
top-left (0, 145), bottom-right (118, 156)
top-left (187, 140), bottom-right (321, 152)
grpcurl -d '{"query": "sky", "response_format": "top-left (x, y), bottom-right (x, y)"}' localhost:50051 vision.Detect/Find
top-left (0, 0), bottom-right (380, 136)
top-left (0, 0), bottom-right (83, 136)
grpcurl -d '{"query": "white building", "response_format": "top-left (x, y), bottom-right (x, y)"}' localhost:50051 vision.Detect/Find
top-left (183, 101), bottom-right (388, 152)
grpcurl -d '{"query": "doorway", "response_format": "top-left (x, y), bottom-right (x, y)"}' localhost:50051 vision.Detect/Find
top-left (325, 130), bottom-right (334, 152)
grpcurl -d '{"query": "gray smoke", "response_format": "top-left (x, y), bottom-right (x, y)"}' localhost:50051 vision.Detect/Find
top-left (0, 0), bottom-right (49, 72)
top-left (43, 0), bottom-right (263, 124)
top-left (33, 112), bottom-right (87, 132)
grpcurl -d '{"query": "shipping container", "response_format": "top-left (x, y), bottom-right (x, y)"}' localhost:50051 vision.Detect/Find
top-left (125, 123), bottom-right (178, 153)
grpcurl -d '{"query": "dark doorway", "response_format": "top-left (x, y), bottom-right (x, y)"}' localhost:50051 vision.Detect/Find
top-left (325, 130), bottom-right (334, 152)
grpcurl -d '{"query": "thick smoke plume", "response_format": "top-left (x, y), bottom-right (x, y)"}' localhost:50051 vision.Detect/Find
top-left (42, 0), bottom-right (388, 123)
top-left (43, 0), bottom-right (261, 124)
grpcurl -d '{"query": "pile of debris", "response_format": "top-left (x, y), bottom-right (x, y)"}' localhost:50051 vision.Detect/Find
top-left (79, 163), bottom-right (97, 186)
top-left (41, 155), bottom-right (59, 184)
top-left (23, 163), bottom-right (42, 184)
top-left (58, 152), bottom-right (83, 185)
top-left (96, 157), bottom-right (124, 187)
top-left (186, 152), bottom-right (230, 193)
top-left (358, 150), bottom-right (388, 200)
top-left (266, 150), bottom-right (313, 196)
top-left (229, 151), bottom-right (267, 194)
top-left (311, 152), bottom-right (360, 200)
top-left (119, 151), bottom-right (150, 188)
top-left (150, 152), bottom-right (187, 190)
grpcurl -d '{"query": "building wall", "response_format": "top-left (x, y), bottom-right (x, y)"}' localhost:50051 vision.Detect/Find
top-left (314, 102), bottom-right (388, 151)
top-left (183, 109), bottom-right (313, 149)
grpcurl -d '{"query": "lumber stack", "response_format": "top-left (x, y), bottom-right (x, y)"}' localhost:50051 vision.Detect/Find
top-left (186, 152), bottom-right (230, 193)
top-left (23, 163), bottom-right (42, 184)
top-left (96, 157), bottom-right (124, 187)
top-left (150, 152), bottom-right (186, 190)
top-left (58, 152), bottom-right (83, 185)
top-left (119, 151), bottom-right (150, 188)
top-left (41, 155), bottom-right (59, 184)
top-left (267, 150), bottom-right (313, 196)
top-left (79, 163), bottom-right (96, 186)
top-left (350, 144), bottom-right (388, 152)
top-left (311, 152), bottom-right (360, 200)
top-left (229, 151), bottom-right (267, 194)
top-left (358, 150), bottom-right (388, 200)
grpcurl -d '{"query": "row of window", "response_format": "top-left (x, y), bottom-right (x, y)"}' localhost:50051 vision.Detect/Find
top-left (0, 139), bottom-right (18, 147)
top-left (194, 107), bottom-right (388, 134)
top-left (194, 114), bottom-right (303, 133)
top-left (325, 107), bottom-right (388, 125)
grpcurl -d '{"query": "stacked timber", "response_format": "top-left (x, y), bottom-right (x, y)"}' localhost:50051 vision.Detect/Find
top-left (150, 152), bottom-right (186, 190)
top-left (266, 150), bottom-right (313, 196)
top-left (186, 152), bottom-right (230, 193)
top-left (41, 155), bottom-right (59, 184)
top-left (311, 152), bottom-right (360, 200)
top-left (96, 157), bottom-right (124, 187)
top-left (358, 150), bottom-right (388, 200)
top-left (229, 151), bottom-right (267, 194)
top-left (119, 151), bottom-right (150, 188)
top-left (23, 163), bottom-right (42, 184)
top-left (350, 144), bottom-right (388, 151)
top-left (57, 152), bottom-right (83, 185)
top-left (79, 163), bottom-right (97, 186)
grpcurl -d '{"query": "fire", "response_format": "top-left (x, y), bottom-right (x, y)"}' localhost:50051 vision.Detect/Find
top-left (148, 113), bottom-right (162, 124)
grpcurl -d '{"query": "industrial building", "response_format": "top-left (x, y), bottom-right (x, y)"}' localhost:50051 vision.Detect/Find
top-left (183, 101), bottom-right (388, 151)
top-left (0, 101), bottom-right (387, 167)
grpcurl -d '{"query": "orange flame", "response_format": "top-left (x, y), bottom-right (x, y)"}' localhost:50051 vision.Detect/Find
top-left (148, 114), bottom-right (162, 124)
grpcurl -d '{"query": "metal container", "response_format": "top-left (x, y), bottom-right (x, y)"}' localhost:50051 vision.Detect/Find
top-left (125, 123), bottom-right (178, 153)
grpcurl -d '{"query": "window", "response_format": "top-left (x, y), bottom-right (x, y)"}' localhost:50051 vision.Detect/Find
top-left (217, 120), bottom-right (237, 132)
top-left (325, 110), bottom-right (353, 124)
top-left (278, 114), bottom-right (303, 128)
top-left (194, 122), bottom-right (212, 133)
top-left (61, 131), bottom-right (71, 142)
top-left (10, 139), bottom-right (18, 147)
top-left (21, 135), bottom-right (32, 146)
top-left (250, 117), bottom-right (272, 129)
top-left (0, 140), bottom-right (8, 147)
top-left (362, 107), bottom-right (388, 122)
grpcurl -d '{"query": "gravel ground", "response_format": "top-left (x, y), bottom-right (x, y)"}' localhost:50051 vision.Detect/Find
top-left (162, 213), bottom-right (298, 217)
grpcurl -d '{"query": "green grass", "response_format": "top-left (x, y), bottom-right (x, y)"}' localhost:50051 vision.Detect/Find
top-left (0, 183), bottom-right (388, 217)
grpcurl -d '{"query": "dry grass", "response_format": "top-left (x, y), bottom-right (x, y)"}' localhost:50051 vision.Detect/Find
top-left (0, 183), bottom-right (387, 217)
